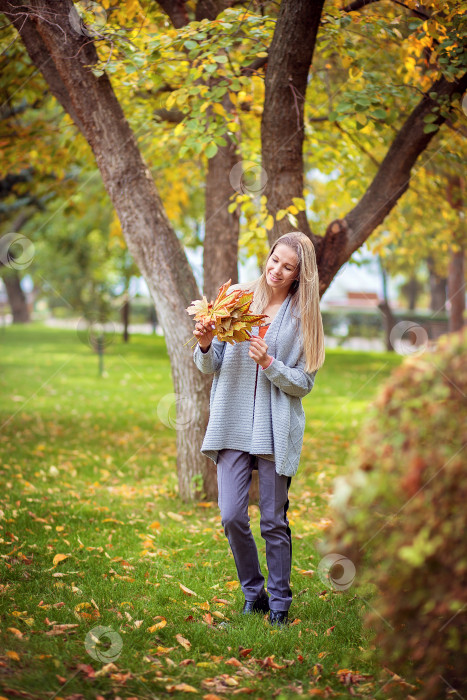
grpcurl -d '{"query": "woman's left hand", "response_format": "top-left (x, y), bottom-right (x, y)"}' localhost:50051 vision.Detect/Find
top-left (248, 335), bottom-right (273, 369)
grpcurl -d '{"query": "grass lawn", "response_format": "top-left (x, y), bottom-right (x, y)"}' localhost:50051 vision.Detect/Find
top-left (0, 323), bottom-right (403, 700)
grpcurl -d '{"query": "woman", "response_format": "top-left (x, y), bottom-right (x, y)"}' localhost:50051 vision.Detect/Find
top-left (192, 232), bottom-right (325, 626)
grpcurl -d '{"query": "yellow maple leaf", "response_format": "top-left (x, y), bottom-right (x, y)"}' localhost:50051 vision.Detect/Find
top-left (185, 279), bottom-right (268, 347)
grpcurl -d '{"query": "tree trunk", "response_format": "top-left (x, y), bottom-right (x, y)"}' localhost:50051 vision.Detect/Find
top-left (447, 248), bottom-right (465, 333)
top-left (2, 269), bottom-right (30, 323)
top-left (427, 255), bottom-right (447, 313)
top-left (378, 300), bottom-right (396, 352)
top-left (262, 0), bottom-right (324, 242)
top-left (121, 293), bottom-right (130, 343)
top-left (446, 174), bottom-right (465, 333)
top-left (0, 211), bottom-right (33, 323)
top-left (203, 92), bottom-right (239, 300)
top-left (407, 275), bottom-right (418, 311)
top-left (0, 0), bottom-right (215, 501)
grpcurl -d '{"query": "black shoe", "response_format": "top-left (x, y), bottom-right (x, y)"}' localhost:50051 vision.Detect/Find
top-left (241, 588), bottom-right (270, 615)
top-left (268, 610), bottom-right (288, 626)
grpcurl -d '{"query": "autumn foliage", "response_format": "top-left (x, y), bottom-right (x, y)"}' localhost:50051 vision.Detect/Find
top-left (322, 328), bottom-right (467, 698)
top-left (186, 279), bottom-right (268, 344)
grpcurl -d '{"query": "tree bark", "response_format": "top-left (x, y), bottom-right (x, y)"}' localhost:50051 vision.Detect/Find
top-left (2, 269), bottom-right (30, 322)
top-left (121, 292), bottom-right (130, 343)
top-left (446, 174), bottom-right (465, 333)
top-left (203, 92), bottom-right (239, 300)
top-left (0, 211), bottom-right (33, 323)
top-left (0, 0), bottom-right (215, 501)
top-left (262, 0), bottom-right (325, 241)
top-left (427, 255), bottom-right (447, 313)
top-left (448, 248), bottom-right (465, 333)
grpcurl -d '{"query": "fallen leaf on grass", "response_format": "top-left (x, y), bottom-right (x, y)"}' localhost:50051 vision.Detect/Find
top-left (239, 648), bottom-right (253, 657)
top-left (176, 634), bottom-right (191, 650)
top-left (148, 616), bottom-right (167, 632)
top-left (232, 689), bottom-right (256, 695)
top-left (52, 553), bottom-right (70, 567)
top-left (225, 580), bottom-right (239, 590)
top-left (6, 651), bottom-right (20, 661)
top-left (212, 596), bottom-right (230, 605)
top-left (337, 668), bottom-right (374, 686)
top-left (152, 646), bottom-right (176, 654)
top-left (94, 662), bottom-right (118, 677)
top-left (257, 655), bottom-right (285, 670)
top-left (225, 658), bottom-right (243, 667)
top-left (180, 583), bottom-right (198, 597)
top-left (76, 663), bottom-right (95, 678)
top-left (45, 624), bottom-right (79, 636)
top-left (166, 683), bottom-right (198, 693)
top-left (167, 512), bottom-right (184, 522)
top-left (202, 675), bottom-right (239, 691)
top-left (326, 625), bottom-right (336, 635)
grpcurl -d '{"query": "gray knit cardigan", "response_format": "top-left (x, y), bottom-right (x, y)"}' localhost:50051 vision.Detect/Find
top-left (192, 291), bottom-right (318, 477)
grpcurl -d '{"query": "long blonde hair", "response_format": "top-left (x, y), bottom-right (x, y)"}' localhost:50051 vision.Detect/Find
top-left (231, 232), bottom-right (325, 373)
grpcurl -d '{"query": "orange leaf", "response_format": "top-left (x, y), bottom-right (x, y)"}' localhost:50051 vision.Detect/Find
top-left (148, 616), bottom-right (167, 632)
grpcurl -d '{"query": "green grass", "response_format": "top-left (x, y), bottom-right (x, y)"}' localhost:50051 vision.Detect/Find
top-left (0, 323), bottom-right (403, 699)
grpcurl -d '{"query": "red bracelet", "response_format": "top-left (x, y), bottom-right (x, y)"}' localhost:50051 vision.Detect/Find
top-left (261, 356), bottom-right (274, 370)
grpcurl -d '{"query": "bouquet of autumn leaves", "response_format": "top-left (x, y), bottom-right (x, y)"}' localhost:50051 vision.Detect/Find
top-left (185, 279), bottom-right (269, 347)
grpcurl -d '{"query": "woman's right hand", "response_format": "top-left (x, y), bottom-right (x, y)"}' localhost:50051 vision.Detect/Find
top-left (193, 321), bottom-right (215, 351)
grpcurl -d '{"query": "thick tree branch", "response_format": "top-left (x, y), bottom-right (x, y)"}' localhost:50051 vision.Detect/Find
top-left (0, 4), bottom-right (85, 132)
top-left (262, 0), bottom-right (325, 241)
top-left (342, 0), bottom-right (430, 20)
top-left (317, 71), bottom-right (467, 294)
top-left (155, 0), bottom-right (189, 28)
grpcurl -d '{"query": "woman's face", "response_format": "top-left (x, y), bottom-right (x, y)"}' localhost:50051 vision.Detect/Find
top-left (265, 243), bottom-right (299, 293)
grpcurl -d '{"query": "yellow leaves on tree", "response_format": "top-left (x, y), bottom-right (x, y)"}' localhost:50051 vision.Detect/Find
top-left (186, 279), bottom-right (268, 346)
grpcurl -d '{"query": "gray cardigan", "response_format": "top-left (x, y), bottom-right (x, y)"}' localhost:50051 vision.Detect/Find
top-left (192, 291), bottom-right (318, 477)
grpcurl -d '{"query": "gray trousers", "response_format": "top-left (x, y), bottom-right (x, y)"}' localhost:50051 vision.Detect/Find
top-left (216, 448), bottom-right (293, 612)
